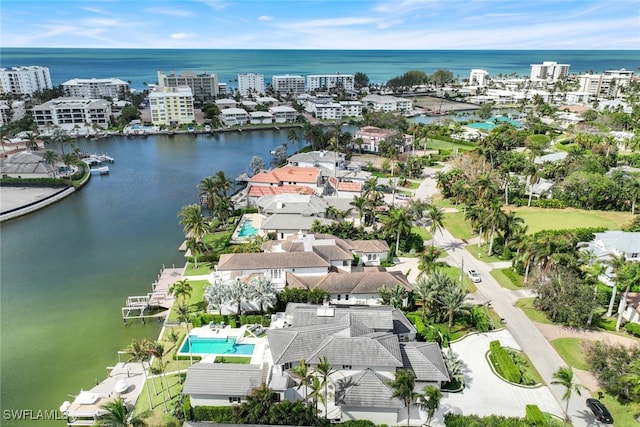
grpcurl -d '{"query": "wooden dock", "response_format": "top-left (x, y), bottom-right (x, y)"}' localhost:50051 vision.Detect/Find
top-left (121, 266), bottom-right (182, 324)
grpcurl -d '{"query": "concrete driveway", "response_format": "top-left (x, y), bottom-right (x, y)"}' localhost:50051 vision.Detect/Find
top-left (428, 329), bottom-right (563, 426)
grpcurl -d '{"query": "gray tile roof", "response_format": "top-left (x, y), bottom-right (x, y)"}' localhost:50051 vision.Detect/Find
top-left (0, 151), bottom-right (56, 175)
top-left (351, 240), bottom-right (390, 253)
top-left (260, 213), bottom-right (333, 231)
top-left (400, 342), bottom-right (450, 383)
top-left (335, 369), bottom-right (404, 409)
top-left (306, 333), bottom-right (403, 367)
top-left (286, 304), bottom-right (397, 331)
top-left (594, 231), bottom-right (640, 254)
top-left (287, 271), bottom-right (411, 294)
top-left (267, 323), bottom-right (348, 365)
top-left (217, 252), bottom-right (330, 271)
top-left (182, 363), bottom-right (262, 396)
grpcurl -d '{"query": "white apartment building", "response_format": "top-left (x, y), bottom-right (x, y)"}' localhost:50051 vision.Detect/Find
top-left (269, 106), bottom-right (298, 123)
top-left (157, 70), bottom-right (219, 102)
top-left (219, 108), bottom-right (249, 127)
top-left (149, 86), bottom-right (195, 126)
top-left (339, 101), bottom-right (363, 117)
top-left (62, 78), bottom-right (130, 100)
top-left (303, 98), bottom-right (343, 120)
top-left (272, 75), bottom-right (306, 95)
top-left (469, 69), bottom-right (490, 87)
top-left (0, 66), bottom-right (52, 96)
top-left (577, 69), bottom-right (634, 98)
top-left (237, 73), bottom-right (265, 97)
top-left (530, 61), bottom-right (570, 83)
top-left (306, 74), bottom-right (355, 92)
top-left (361, 94), bottom-right (412, 112)
top-left (32, 98), bottom-right (111, 130)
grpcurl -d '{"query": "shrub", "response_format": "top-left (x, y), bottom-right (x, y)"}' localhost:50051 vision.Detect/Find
top-left (183, 396), bottom-right (192, 421)
top-left (501, 268), bottom-right (525, 288)
top-left (193, 406), bottom-right (234, 422)
top-left (533, 198), bottom-right (566, 209)
top-left (525, 405), bottom-right (546, 426)
top-left (489, 340), bottom-right (521, 383)
top-left (625, 322), bottom-right (640, 337)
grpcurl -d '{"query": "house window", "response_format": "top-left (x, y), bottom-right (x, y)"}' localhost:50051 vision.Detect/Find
top-left (345, 294), bottom-right (349, 301)
top-left (229, 396), bottom-right (242, 403)
top-left (631, 253), bottom-right (639, 258)
top-left (342, 365), bottom-right (352, 369)
top-left (283, 362), bottom-right (292, 370)
top-left (337, 294), bottom-right (341, 301)
top-left (270, 269), bottom-right (282, 279)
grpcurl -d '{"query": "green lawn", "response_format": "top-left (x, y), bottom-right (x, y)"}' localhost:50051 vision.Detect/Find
top-left (551, 338), bottom-right (589, 370)
top-left (432, 196), bottom-right (457, 209)
top-left (490, 268), bottom-right (525, 290)
top-left (516, 297), bottom-right (553, 324)
top-left (438, 265), bottom-right (477, 293)
top-left (595, 392), bottom-right (640, 427)
top-left (443, 211), bottom-right (475, 240)
top-left (202, 230), bottom-right (233, 252)
top-left (423, 138), bottom-right (476, 152)
top-left (214, 355), bottom-right (251, 364)
top-left (183, 262), bottom-right (212, 276)
top-left (465, 243), bottom-right (504, 263)
top-left (411, 226), bottom-right (432, 241)
top-left (166, 279), bottom-right (210, 322)
top-left (508, 207), bottom-right (633, 235)
top-left (401, 180), bottom-right (421, 189)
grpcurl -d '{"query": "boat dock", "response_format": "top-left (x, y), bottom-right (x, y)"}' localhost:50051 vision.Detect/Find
top-left (60, 361), bottom-right (146, 426)
top-left (121, 266), bottom-right (182, 324)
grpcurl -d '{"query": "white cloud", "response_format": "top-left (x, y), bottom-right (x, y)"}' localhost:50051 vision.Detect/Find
top-left (144, 7), bottom-right (194, 17)
top-left (170, 32), bottom-right (196, 40)
top-left (281, 17), bottom-right (379, 30)
top-left (258, 16), bottom-right (273, 21)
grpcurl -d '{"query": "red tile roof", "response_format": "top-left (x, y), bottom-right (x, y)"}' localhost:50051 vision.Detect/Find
top-left (248, 185), bottom-right (315, 198)
top-left (249, 166), bottom-right (320, 184)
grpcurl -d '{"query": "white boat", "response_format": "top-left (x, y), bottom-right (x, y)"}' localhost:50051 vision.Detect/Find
top-left (90, 166), bottom-right (110, 175)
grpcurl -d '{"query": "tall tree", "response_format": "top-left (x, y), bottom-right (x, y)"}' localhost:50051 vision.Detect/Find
top-left (384, 208), bottom-right (413, 256)
top-left (290, 360), bottom-right (313, 402)
top-left (438, 280), bottom-right (469, 333)
top-left (427, 204), bottom-right (445, 250)
top-left (415, 385), bottom-right (442, 427)
top-left (175, 302), bottom-right (193, 364)
top-left (315, 356), bottom-right (335, 419)
top-left (147, 341), bottom-right (171, 412)
top-left (125, 339), bottom-right (154, 411)
top-left (169, 279), bottom-right (192, 304)
top-left (551, 367), bottom-right (585, 427)
top-left (177, 204), bottom-right (209, 241)
top-left (388, 369), bottom-right (417, 427)
top-left (95, 396), bottom-right (147, 427)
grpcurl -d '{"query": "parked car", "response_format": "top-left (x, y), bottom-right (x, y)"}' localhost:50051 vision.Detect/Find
top-left (586, 398), bottom-right (613, 424)
top-left (467, 269), bottom-right (482, 283)
top-left (396, 193), bottom-right (410, 200)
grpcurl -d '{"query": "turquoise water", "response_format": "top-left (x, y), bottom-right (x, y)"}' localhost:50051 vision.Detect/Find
top-left (238, 219), bottom-right (259, 238)
top-left (180, 336), bottom-right (255, 355)
top-left (468, 122), bottom-right (497, 130)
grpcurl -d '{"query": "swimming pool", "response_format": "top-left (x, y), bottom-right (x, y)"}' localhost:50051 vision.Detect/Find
top-left (467, 122), bottom-right (497, 130)
top-left (180, 336), bottom-right (255, 355)
top-left (238, 219), bottom-right (259, 238)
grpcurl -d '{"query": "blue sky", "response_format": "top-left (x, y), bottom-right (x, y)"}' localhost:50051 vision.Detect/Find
top-left (1, 0), bottom-right (638, 49)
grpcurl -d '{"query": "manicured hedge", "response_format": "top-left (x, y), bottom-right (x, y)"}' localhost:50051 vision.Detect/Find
top-left (525, 404), bottom-right (546, 426)
top-left (489, 340), bottom-right (521, 383)
top-left (625, 322), bottom-right (640, 337)
top-left (193, 405), bottom-right (234, 422)
top-left (191, 314), bottom-right (271, 328)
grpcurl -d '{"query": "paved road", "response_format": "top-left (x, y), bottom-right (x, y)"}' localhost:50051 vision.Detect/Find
top-left (412, 171), bottom-right (596, 427)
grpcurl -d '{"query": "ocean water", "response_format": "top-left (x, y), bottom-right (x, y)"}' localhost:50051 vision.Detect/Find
top-left (1, 48), bottom-right (638, 91)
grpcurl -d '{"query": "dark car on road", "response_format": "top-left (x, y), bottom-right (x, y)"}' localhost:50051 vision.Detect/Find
top-left (586, 398), bottom-right (613, 424)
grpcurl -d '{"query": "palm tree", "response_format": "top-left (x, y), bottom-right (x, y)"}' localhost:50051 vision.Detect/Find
top-left (308, 376), bottom-right (325, 416)
top-left (175, 302), bottom-right (193, 364)
top-left (147, 341), bottom-right (171, 412)
top-left (619, 360), bottom-right (640, 402)
top-left (526, 164), bottom-right (541, 207)
top-left (384, 208), bottom-right (412, 256)
top-left (125, 339), bottom-right (153, 410)
top-left (418, 247), bottom-right (441, 277)
top-left (501, 211), bottom-right (525, 249)
top-left (427, 204), bottom-right (445, 250)
top-left (248, 275), bottom-right (276, 315)
top-left (606, 253), bottom-right (627, 317)
top-left (169, 279), bottom-right (192, 304)
top-left (486, 199), bottom-right (506, 256)
top-left (212, 170), bottom-right (232, 198)
top-left (177, 204), bottom-right (209, 241)
top-left (388, 284), bottom-right (409, 309)
top-left (290, 360), bottom-right (313, 402)
top-left (413, 270), bottom-right (448, 318)
top-left (350, 195), bottom-right (368, 226)
top-left (248, 155), bottom-right (265, 176)
top-left (287, 128), bottom-right (300, 146)
top-left (551, 367), bottom-right (585, 427)
top-left (315, 356), bottom-right (335, 419)
top-left (438, 281), bottom-right (469, 333)
top-left (204, 278), bottom-right (226, 315)
top-left (61, 152), bottom-right (77, 184)
top-left (415, 385), bottom-right (442, 427)
top-left (225, 278), bottom-right (247, 316)
top-left (166, 329), bottom-right (183, 383)
top-left (388, 369), bottom-right (417, 427)
top-left (185, 237), bottom-right (209, 270)
top-left (43, 150), bottom-right (58, 165)
top-left (197, 176), bottom-right (217, 211)
top-left (95, 396), bottom-right (146, 427)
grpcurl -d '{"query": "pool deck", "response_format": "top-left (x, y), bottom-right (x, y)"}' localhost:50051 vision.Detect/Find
top-left (229, 212), bottom-right (264, 243)
top-left (180, 325), bottom-right (267, 366)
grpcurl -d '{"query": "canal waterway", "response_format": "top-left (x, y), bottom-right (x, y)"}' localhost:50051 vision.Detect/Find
top-left (0, 129), bottom-right (298, 426)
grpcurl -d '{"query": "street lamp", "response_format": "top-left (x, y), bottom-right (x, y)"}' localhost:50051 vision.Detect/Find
top-left (459, 256), bottom-right (464, 284)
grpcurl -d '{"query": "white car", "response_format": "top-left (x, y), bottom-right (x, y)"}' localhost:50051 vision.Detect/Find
top-left (468, 269), bottom-right (482, 283)
top-left (395, 193), bottom-right (410, 200)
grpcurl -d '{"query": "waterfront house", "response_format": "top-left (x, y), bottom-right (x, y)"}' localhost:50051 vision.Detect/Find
top-left (214, 98), bottom-right (237, 110)
top-left (219, 108), bottom-right (249, 127)
top-left (247, 166), bottom-right (323, 205)
top-left (267, 303), bottom-right (446, 425)
top-left (249, 111), bottom-right (273, 125)
top-left (269, 105), bottom-right (298, 123)
top-left (0, 151), bottom-right (57, 178)
top-left (183, 363), bottom-right (263, 407)
top-left (353, 126), bottom-right (414, 154)
top-left (287, 150), bottom-right (345, 172)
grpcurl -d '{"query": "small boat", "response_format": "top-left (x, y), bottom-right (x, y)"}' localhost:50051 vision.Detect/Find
top-left (97, 154), bottom-right (114, 163)
top-left (90, 166), bottom-right (110, 175)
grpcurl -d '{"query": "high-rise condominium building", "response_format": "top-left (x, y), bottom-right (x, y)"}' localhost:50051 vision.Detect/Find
top-left (272, 75), bottom-right (306, 95)
top-left (306, 74), bottom-right (355, 92)
top-left (530, 61), bottom-right (570, 82)
top-left (237, 74), bottom-right (265, 97)
top-left (149, 86), bottom-right (195, 126)
top-left (157, 71), bottom-right (219, 102)
top-left (0, 66), bottom-right (53, 96)
top-left (62, 78), bottom-right (130, 100)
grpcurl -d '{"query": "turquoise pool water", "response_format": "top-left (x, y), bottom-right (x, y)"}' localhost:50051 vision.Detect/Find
top-left (238, 219), bottom-right (259, 238)
top-left (180, 336), bottom-right (255, 355)
top-left (467, 122), bottom-right (497, 130)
